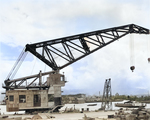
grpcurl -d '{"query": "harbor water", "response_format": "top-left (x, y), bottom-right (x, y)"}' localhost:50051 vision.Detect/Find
top-left (0, 101), bottom-right (150, 115)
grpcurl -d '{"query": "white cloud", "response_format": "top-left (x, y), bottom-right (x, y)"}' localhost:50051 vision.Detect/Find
top-left (1, 0), bottom-right (149, 45)
top-left (0, 0), bottom-right (150, 97)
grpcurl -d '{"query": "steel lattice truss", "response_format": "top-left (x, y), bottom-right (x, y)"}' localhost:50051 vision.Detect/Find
top-left (3, 71), bottom-right (55, 90)
top-left (25, 24), bottom-right (149, 71)
top-left (101, 78), bottom-right (112, 110)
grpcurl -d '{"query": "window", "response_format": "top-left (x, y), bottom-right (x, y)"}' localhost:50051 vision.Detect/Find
top-left (9, 95), bottom-right (14, 101)
top-left (48, 94), bottom-right (54, 102)
top-left (19, 95), bottom-right (26, 103)
top-left (61, 76), bottom-right (64, 81)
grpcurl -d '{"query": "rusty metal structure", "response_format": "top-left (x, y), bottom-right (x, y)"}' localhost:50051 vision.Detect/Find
top-left (101, 78), bottom-right (112, 110)
top-left (2, 24), bottom-right (150, 112)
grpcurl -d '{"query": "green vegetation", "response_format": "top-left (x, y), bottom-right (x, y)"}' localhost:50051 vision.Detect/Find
top-left (62, 93), bottom-right (150, 104)
top-left (112, 94), bottom-right (150, 103)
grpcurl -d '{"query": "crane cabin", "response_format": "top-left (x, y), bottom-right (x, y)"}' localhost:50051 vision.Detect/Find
top-left (3, 71), bottom-right (66, 113)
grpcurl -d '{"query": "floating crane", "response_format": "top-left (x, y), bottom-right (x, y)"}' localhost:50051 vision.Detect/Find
top-left (3, 24), bottom-right (150, 113)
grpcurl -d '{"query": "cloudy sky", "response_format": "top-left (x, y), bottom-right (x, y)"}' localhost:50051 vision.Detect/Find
top-left (0, 0), bottom-right (150, 100)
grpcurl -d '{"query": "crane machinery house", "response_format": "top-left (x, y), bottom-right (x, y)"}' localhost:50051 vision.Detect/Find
top-left (3, 24), bottom-right (150, 113)
top-left (4, 71), bottom-right (66, 113)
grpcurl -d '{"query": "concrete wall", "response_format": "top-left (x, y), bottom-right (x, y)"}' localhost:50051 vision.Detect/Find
top-left (47, 73), bottom-right (66, 106)
top-left (41, 90), bottom-right (48, 107)
top-left (6, 91), bottom-right (19, 111)
top-left (6, 90), bottom-right (51, 112)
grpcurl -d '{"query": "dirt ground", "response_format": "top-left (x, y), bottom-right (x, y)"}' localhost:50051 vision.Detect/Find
top-left (1, 111), bottom-right (116, 120)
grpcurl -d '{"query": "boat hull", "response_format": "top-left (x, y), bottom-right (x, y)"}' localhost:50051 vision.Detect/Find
top-left (115, 103), bottom-right (146, 108)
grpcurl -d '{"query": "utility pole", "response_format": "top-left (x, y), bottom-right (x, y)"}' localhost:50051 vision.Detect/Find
top-left (101, 78), bottom-right (112, 110)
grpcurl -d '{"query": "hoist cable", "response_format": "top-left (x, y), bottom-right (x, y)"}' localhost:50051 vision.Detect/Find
top-left (6, 47), bottom-right (27, 80)
top-left (148, 36), bottom-right (150, 56)
top-left (130, 34), bottom-right (135, 66)
top-left (6, 48), bottom-right (25, 80)
top-left (10, 52), bottom-right (28, 80)
top-left (148, 36), bottom-right (150, 63)
top-left (30, 57), bottom-right (37, 75)
top-left (43, 64), bottom-right (47, 82)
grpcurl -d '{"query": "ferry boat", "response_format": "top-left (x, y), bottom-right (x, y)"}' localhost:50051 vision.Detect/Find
top-left (87, 104), bottom-right (97, 106)
top-left (0, 100), bottom-right (6, 105)
top-left (115, 100), bottom-right (146, 108)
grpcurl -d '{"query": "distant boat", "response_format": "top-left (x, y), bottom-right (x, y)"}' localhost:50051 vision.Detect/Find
top-left (115, 100), bottom-right (146, 108)
top-left (87, 104), bottom-right (97, 106)
top-left (0, 101), bottom-right (6, 105)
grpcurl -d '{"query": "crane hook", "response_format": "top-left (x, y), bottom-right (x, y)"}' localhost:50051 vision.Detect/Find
top-left (130, 66), bottom-right (135, 72)
top-left (148, 58), bottom-right (150, 63)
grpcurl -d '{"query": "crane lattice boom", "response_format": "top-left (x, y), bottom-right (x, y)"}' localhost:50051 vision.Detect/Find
top-left (25, 24), bottom-right (149, 71)
top-left (3, 24), bottom-right (150, 90)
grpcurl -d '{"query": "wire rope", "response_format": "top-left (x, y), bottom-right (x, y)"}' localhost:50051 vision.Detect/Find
top-left (130, 34), bottom-right (135, 65)
top-left (6, 47), bottom-right (27, 80)
top-left (148, 36), bottom-right (150, 63)
top-left (10, 52), bottom-right (28, 80)
top-left (130, 34), bottom-right (135, 72)
top-left (30, 56), bottom-right (37, 75)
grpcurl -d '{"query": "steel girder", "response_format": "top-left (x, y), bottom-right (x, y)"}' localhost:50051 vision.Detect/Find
top-left (25, 24), bottom-right (149, 71)
top-left (3, 71), bottom-right (55, 90)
